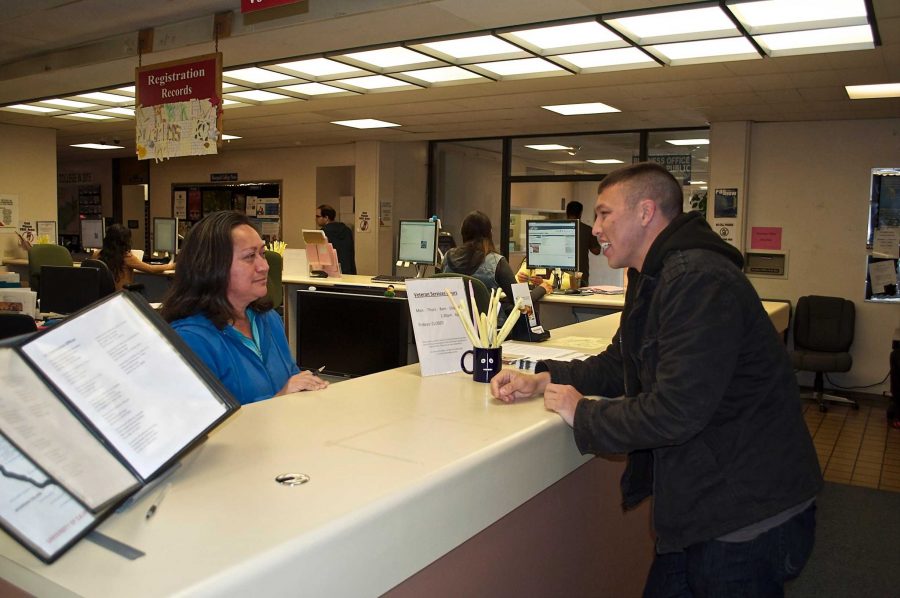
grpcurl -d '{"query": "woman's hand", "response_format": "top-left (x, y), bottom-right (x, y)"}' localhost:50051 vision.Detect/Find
top-left (279, 371), bottom-right (329, 395)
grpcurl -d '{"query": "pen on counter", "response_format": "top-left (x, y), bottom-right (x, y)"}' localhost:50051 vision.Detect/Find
top-left (145, 483), bottom-right (171, 520)
top-left (311, 365), bottom-right (326, 376)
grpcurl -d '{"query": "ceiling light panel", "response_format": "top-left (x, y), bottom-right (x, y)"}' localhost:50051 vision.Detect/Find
top-left (72, 91), bottom-right (134, 104)
top-left (224, 90), bottom-right (298, 103)
top-left (754, 24), bottom-right (874, 56)
top-left (605, 6), bottom-right (739, 45)
top-left (335, 47), bottom-right (440, 71)
top-left (647, 37), bottom-right (761, 65)
top-left (331, 119), bottom-right (400, 129)
top-left (727, 0), bottom-right (869, 35)
top-left (398, 66), bottom-right (487, 85)
top-left (412, 35), bottom-right (528, 63)
top-left (277, 82), bottom-right (359, 97)
top-left (38, 98), bottom-right (98, 109)
top-left (525, 144), bottom-right (572, 151)
top-left (552, 47), bottom-right (658, 73)
top-left (666, 138), bottom-right (710, 145)
top-left (471, 58), bottom-right (567, 79)
top-left (845, 83), bottom-right (900, 99)
top-left (542, 102), bottom-right (620, 115)
top-left (97, 107), bottom-right (135, 117)
top-left (70, 143), bottom-right (125, 150)
top-left (223, 67), bottom-right (298, 85)
top-left (586, 159), bottom-right (625, 164)
top-left (3, 104), bottom-right (60, 113)
top-left (54, 112), bottom-right (117, 120)
top-left (273, 58), bottom-right (368, 80)
top-left (501, 20), bottom-right (628, 55)
top-left (332, 75), bottom-right (421, 92)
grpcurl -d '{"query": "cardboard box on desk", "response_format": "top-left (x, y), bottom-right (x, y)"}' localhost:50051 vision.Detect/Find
top-left (0, 287), bottom-right (36, 317)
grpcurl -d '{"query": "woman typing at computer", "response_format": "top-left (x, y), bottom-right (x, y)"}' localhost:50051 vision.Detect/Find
top-left (95, 223), bottom-right (175, 291)
top-left (160, 211), bottom-right (327, 405)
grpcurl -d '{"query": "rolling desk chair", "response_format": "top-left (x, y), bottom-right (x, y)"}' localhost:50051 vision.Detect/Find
top-left (429, 273), bottom-right (490, 314)
top-left (791, 295), bottom-right (857, 412)
top-left (28, 244), bottom-right (73, 294)
top-left (0, 313), bottom-right (38, 340)
top-left (264, 250), bottom-right (284, 313)
top-left (80, 258), bottom-right (117, 298)
top-left (38, 266), bottom-right (101, 315)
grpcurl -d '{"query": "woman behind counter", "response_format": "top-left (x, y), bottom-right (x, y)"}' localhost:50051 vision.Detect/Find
top-left (95, 223), bottom-right (174, 291)
top-left (161, 211), bottom-right (327, 404)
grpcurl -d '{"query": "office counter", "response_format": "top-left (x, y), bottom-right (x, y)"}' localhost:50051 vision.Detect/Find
top-left (0, 312), bottom-right (655, 598)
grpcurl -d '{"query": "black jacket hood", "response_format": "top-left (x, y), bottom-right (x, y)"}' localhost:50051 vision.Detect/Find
top-left (639, 211), bottom-right (743, 277)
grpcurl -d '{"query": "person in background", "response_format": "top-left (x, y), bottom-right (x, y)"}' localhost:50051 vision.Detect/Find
top-left (95, 223), bottom-right (174, 291)
top-left (515, 258), bottom-right (578, 292)
top-left (443, 210), bottom-right (517, 322)
top-left (161, 211), bottom-right (327, 405)
top-left (566, 200), bottom-right (602, 287)
top-left (316, 204), bottom-right (356, 274)
top-left (491, 162), bottom-right (821, 596)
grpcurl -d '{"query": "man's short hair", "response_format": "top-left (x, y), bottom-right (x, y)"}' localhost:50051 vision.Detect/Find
top-left (597, 162), bottom-right (683, 219)
top-left (318, 204), bottom-right (336, 221)
top-left (565, 200), bottom-right (583, 218)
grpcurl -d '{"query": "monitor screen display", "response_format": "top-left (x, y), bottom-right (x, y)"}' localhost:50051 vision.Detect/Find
top-left (296, 289), bottom-right (411, 377)
top-left (80, 218), bottom-right (105, 252)
top-left (153, 218), bottom-right (178, 254)
top-left (397, 220), bottom-right (438, 265)
top-left (526, 219), bottom-right (579, 270)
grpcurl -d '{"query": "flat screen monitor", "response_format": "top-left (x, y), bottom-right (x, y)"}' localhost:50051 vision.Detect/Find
top-left (526, 219), bottom-right (579, 271)
top-left (39, 266), bottom-right (100, 315)
top-left (296, 288), bottom-right (411, 378)
top-left (397, 220), bottom-right (438, 266)
top-left (80, 218), bottom-right (105, 252)
top-left (153, 217), bottom-right (178, 254)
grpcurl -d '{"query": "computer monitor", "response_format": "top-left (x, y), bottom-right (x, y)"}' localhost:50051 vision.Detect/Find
top-left (79, 218), bottom-right (105, 252)
top-left (397, 220), bottom-right (439, 266)
top-left (39, 266), bottom-right (101, 315)
top-left (526, 219), bottom-right (579, 271)
top-left (296, 288), bottom-right (412, 377)
top-left (153, 217), bottom-right (178, 255)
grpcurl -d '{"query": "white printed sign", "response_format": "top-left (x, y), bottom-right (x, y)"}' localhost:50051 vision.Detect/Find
top-left (405, 278), bottom-right (470, 376)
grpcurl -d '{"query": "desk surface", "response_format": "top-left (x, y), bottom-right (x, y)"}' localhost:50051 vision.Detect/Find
top-left (0, 317), bottom-right (614, 598)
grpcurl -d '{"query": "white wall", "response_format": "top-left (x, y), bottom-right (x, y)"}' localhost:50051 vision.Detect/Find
top-left (0, 124), bottom-right (56, 259)
top-left (721, 118), bottom-right (900, 394)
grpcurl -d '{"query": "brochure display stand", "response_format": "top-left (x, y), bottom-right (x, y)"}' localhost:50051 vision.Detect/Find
top-left (302, 229), bottom-right (341, 277)
top-left (0, 292), bottom-right (240, 562)
top-left (508, 283), bottom-right (550, 342)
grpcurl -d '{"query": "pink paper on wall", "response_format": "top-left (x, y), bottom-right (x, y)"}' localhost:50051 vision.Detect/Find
top-left (751, 227), bottom-right (782, 250)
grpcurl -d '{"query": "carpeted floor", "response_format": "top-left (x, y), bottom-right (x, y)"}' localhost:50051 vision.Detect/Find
top-left (786, 482), bottom-right (900, 597)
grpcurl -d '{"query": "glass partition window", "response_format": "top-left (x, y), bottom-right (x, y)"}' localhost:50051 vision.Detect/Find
top-left (510, 132), bottom-right (640, 177)
top-left (865, 167), bottom-right (900, 303)
top-left (646, 129), bottom-right (710, 215)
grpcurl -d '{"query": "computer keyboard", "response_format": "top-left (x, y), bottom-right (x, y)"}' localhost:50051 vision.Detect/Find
top-left (371, 274), bottom-right (406, 283)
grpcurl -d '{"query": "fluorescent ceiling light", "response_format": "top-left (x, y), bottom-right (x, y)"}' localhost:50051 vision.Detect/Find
top-left (334, 75), bottom-right (413, 90)
top-left (40, 98), bottom-right (97, 108)
top-left (116, 86), bottom-right (135, 94)
top-left (728, 0), bottom-right (868, 35)
top-left (755, 25), bottom-right (874, 56)
top-left (586, 159), bottom-right (625, 164)
top-left (331, 119), bottom-right (400, 129)
top-left (666, 138), bottom-right (709, 146)
top-left (400, 66), bottom-right (485, 83)
top-left (275, 58), bottom-right (364, 78)
top-left (474, 58), bottom-right (564, 77)
top-left (504, 21), bottom-right (625, 54)
top-left (225, 90), bottom-right (294, 102)
top-left (689, 180), bottom-right (707, 185)
top-left (222, 99), bottom-right (245, 106)
top-left (278, 82), bottom-right (354, 95)
top-left (5, 104), bottom-right (59, 113)
top-left (340, 47), bottom-right (434, 68)
top-left (221, 134), bottom-right (242, 140)
top-left (74, 91), bottom-right (133, 103)
top-left (525, 144), bottom-right (572, 151)
top-left (846, 83), bottom-right (900, 99)
top-left (98, 107), bottom-right (135, 116)
top-left (557, 47), bottom-right (657, 70)
top-left (542, 102), bottom-right (620, 115)
top-left (649, 37), bottom-right (759, 64)
top-left (224, 67), bottom-right (292, 84)
top-left (57, 112), bottom-right (116, 120)
top-left (70, 143), bottom-right (125, 149)
top-left (605, 6), bottom-right (737, 44)
top-left (550, 160), bottom-right (585, 165)
top-left (418, 35), bottom-right (523, 60)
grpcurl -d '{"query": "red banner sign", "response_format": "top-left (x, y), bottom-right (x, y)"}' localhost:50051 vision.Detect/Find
top-left (136, 55), bottom-right (219, 108)
top-left (241, 0), bottom-right (301, 13)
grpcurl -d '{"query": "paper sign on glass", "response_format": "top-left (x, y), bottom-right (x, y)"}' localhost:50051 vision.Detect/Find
top-left (873, 228), bottom-right (900, 259)
top-left (405, 278), bottom-right (470, 376)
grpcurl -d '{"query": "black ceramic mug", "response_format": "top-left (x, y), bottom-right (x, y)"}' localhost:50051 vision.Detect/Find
top-left (461, 346), bottom-right (502, 383)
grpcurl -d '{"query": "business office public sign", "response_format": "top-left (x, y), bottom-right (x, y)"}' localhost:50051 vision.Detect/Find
top-left (135, 53), bottom-right (223, 162)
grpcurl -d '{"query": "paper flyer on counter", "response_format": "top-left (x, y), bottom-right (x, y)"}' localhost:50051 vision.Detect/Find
top-left (405, 277), bottom-right (469, 376)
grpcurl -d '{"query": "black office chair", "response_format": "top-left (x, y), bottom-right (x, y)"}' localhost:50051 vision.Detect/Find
top-left (791, 295), bottom-right (857, 412)
top-left (0, 313), bottom-right (38, 340)
top-left (429, 273), bottom-right (491, 314)
top-left (264, 250), bottom-right (284, 313)
top-left (80, 258), bottom-right (116, 298)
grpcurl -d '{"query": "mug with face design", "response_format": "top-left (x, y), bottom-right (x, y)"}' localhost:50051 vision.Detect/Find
top-left (460, 346), bottom-right (502, 383)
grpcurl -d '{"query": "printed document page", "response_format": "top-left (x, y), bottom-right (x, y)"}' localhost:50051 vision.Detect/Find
top-left (0, 347), bottom-right (139, 511)
top-left (21, 294), bottom-right (228, 480)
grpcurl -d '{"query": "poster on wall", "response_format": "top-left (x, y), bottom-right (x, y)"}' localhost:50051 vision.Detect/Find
top-left (357, 211), bottom-right (372, 233)
top-left (135, 53), bottom-right (222, 162)
top-left (380, 200), bottom-right (393, 227)
top-left (36, 221), bottom-right (58, 244)
top-left (0, 195), bottom-right (19, 228)
top-left (173, 191), bottom-right (187, 220)
top-left (714, 188), bottom-right (738, 218)
top-left (714, 221), bottom-right (736, 245)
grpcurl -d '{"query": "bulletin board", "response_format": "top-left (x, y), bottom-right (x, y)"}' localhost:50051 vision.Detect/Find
top-left (865, 168), bottom-right (900, 302)
top-left (171, 181), bottom-right (282, 243)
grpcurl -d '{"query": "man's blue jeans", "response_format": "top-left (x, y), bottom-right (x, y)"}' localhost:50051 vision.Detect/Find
top-left (643, 503), bottom-right (816, 598)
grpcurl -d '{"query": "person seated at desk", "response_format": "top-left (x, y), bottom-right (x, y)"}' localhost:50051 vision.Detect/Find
top-left (95, 223), bottom-right (174, 291)
top-left (443, 210), bottom-right (517, 322)
top-left (515, 260), bottom-right (579, 293)
top-left (161, 211), bottom-right (327, 405)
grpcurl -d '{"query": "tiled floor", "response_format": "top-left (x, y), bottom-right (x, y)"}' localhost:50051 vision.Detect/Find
top-left (802, 395), bottom-right (900, 493)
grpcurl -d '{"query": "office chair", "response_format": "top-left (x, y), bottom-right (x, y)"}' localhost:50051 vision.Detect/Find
top-left (264, 250), bottom-right (284, 313)
top-left (28, 244), bottom-right (73, 293)
top-left (80, 258), bottom-right (116, 298)
top-left (0, 313), bottom-right (38, 340)
top-left (429, 273), bottom-right (491, 314)
top-left (791, 295), bottom-right (857, 412)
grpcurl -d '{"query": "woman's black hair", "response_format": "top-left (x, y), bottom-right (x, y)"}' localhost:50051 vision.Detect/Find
top-left (160, 211), bottom-right (272, 328)
top-left (97, 223), bottom-right (132, 284)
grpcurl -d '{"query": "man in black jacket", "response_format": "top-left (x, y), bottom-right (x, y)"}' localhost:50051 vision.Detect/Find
top-left (316, 204), bottom-right (356, 275)
top-left (491, 162), bottom-right (821, 597)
